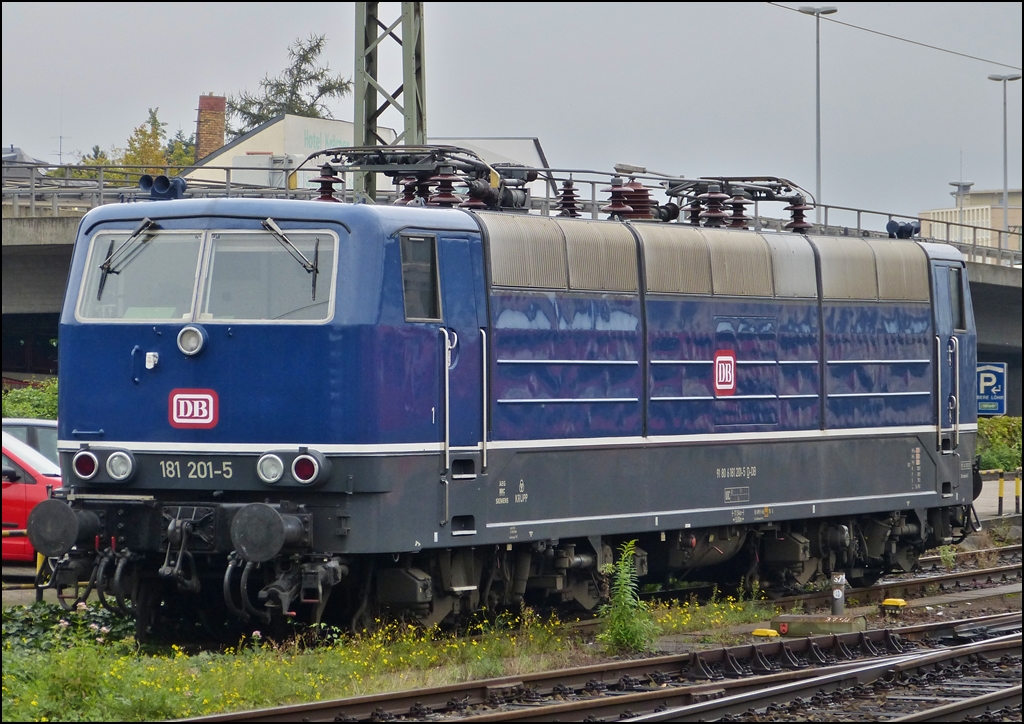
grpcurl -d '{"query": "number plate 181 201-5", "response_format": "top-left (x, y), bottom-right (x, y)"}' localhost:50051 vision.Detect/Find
top-left (158, 459), bottom-right (233, 480)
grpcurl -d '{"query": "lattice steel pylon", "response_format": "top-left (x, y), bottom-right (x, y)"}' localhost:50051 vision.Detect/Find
top-left (354, 1), bottom-right (427, 200)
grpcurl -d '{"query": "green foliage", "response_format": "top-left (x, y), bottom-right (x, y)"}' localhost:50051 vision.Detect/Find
top-left (649, 588), bottom-right (779, 643)
top-left (227, 34), bottom-right (352, 137)
top-left (1, 607), bottom-right (580, 722)
top-left (978, 416), bottom-right (1022, 471)
top-left (937, 544), bottom-right (958, 570)
top-left (3, 601), bottom-right (135, 652)
top-left (122, 107), bottom-right (169, 176)
top-left (2, 378), bottom-right (58, 419)
top-left (597, 540), bottom-right (659, 654)
top-left (165, 129), bottom-right (196, 167)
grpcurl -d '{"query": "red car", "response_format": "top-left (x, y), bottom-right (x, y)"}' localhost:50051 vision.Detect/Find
top-left (3, 430), bottom-right (62, 562)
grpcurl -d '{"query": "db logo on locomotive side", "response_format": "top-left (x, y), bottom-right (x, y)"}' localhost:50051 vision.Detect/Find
top-left (714, 350), bottom-right (737, 396)
top-left (169, 389), bottom-right (219, 429)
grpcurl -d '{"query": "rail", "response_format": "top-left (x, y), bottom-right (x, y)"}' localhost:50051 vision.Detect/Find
top-left (180, 614), bottom-right (1022, 722)
top-left (3, 160), bottom-right (1020, 267)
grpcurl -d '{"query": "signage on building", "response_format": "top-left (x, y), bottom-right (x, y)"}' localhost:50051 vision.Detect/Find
top-left (977, 363), bottom-right (1006, 415)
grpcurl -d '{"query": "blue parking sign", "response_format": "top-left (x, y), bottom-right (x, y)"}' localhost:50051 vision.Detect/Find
top-left (977, 363), bottom-right (1006, 415)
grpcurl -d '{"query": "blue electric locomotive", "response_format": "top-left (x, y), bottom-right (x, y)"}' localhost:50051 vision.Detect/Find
top-left (28, 147), bottom-right (980, 635)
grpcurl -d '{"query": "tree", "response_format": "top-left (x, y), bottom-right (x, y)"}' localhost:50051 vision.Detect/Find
top-left (227, 34), bottom-right (351, 137)
top-left (122, 106), bottom-right (169, 176)
top-left (166, 129), bottom-right (196, 168)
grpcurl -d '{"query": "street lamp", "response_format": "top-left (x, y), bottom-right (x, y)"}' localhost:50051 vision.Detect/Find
top-left (799, 5), bottom-right (837, 226)
top-left (987, 73), bottom-right (1022, 245)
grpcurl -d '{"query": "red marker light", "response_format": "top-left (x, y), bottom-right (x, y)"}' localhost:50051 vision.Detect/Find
top-left (73, 451), bottom-right (98, 480)
top-left (292, 455), bottom-right (318, 484)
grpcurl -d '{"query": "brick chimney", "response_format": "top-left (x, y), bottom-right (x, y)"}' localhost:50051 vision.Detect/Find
top-left (195, 93), bottom-right (226, 162)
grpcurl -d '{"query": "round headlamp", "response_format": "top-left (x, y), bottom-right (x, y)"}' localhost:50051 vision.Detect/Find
top-left (256, 454), bottom-right (284, 484)
top-left (105, 451), bottom-right (135, 481)
top-left (177, 325), bottom-right (207, 356)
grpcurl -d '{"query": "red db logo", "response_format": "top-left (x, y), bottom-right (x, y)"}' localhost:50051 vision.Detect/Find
top-left (169, 389), bottom-right (219, 429)
top-left (714, 351), bottom-right (737, 397)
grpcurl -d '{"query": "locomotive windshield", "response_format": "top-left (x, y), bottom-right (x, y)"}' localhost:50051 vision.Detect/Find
top-left (77, 229), bottom-right (336, 323)
top-left (200, 232), bottom-right (335, 321)
top-left (79, 231), bottom-right (203, 321)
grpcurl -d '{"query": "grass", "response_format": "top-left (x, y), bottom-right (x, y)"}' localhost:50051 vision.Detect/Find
top-left (649, 589), bottom-right (779, 643)
top-left (3, 585), bottom-right (782, 722)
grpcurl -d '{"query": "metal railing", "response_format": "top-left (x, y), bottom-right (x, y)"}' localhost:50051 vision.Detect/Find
top-left (4, 160), bottom-right (1021, 267)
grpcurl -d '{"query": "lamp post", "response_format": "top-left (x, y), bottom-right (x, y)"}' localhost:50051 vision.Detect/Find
top-left (987, 73), bottom-right (1022, 247)
top-left (799, 6), bottom-right (837, 226)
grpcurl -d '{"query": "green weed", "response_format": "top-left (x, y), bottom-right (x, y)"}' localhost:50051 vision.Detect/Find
top-left (596, 540), bottom-right (659, 654)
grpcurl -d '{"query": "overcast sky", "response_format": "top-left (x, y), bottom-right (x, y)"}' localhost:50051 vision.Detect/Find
top-left (3, 2), bottom-right (1021, 219)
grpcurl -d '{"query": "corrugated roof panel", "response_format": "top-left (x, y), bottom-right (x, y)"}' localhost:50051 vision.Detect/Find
top-left (703, 229), bottom-right (774, 297)
top-left (478, 212), bottom-right (568, 289)
top-left (763, 233), bottom-right (818, 298)
top-left (635, 225), bottom-right (712, 294)
top-left (809, 236), bottom-right (878, 300)
top-left (865, 238), bottom-right (930, 301)
top-left (557, 218), bottom-right (638, 292)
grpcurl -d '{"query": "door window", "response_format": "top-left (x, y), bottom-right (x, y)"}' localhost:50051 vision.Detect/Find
top-left (949, 267), bottom-right (965, 331)
top-left (401, 235), bottom-right (441, 321)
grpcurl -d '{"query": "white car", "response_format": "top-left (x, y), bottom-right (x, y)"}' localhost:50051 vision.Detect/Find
top-left (2, 418), bottom-right (58, 465)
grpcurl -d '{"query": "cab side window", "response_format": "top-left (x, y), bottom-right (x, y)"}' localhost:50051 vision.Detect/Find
top-left (949, 267), bottom-right (965, 331)
top-left (400, 235), bottom-right (441, 321)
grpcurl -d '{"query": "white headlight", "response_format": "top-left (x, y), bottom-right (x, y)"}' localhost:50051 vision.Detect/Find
top-left (177, 326), bottom-right (205, 356)
top-left (257, 454), bottom-right (284, 484)
top-left (105, 451), bottom-right (134, 481)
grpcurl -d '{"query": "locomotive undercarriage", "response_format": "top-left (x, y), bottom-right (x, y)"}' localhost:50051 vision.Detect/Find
top-left (37, 496), bottom-right (978, 639)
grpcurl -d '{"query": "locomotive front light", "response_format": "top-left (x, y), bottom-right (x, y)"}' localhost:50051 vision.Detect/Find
top-left (256, 454), bottom-right (284, 484)
top-left (105, 451), bottom-right (135, 481)
top-left (292, 455), bottom-right (319, 484)
top-left (72, 450), bottom-right (99, 480)
top-left (176, 325), bottom-right (207, 357)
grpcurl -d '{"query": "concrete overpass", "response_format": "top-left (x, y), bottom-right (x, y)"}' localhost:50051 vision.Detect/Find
top-left (3, 215), bottom-right (1022, 414)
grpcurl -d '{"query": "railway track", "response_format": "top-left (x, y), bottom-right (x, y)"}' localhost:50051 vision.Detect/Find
top-left (182, 612), bottom-right (1022, 723)
top-left (629, 635), bottom-right (1022, 722)
top-left (768, 559), bottom-right (1022, 611)
top-left (561, 557), bottom-right (1023, 637)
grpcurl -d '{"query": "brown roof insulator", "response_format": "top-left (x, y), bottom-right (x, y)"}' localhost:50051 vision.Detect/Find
top-left (416, 179), bottom-right (433, 203)
top-left (784, 196), bottom-right (814, 232)
top-left (309, 163), bottom-right (341, 202)
top-left (687, 198), bottom-right (703, 226)
top-left (727, 195), bottom-right (752, 229)
top-left (600, 176), bottom-right (633, 219)
top-left (698, 184), bottom-right (730, 227)
top-left (557, 179), bottom-right (582, 217)
top-left (427, 167), bottom-right (462, 207)
top-left (622, 178), bottom-right (654, 219)
top-left (393, 177), bottom-right (419, 205)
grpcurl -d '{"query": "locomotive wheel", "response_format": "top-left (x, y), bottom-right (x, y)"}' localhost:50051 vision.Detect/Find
top-left (848, 568), bottom-right (883, 589)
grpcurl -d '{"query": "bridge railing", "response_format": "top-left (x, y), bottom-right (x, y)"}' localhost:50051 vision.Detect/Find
top-left (4, 160), bottom-right (1020, 267)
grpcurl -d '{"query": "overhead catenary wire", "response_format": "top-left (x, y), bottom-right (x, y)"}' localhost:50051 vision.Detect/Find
top-left (768, 2), bottom-right (1023, 71)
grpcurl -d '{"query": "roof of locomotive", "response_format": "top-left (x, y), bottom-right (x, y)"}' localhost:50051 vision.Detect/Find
top-left (74, 196), bottom-right (965, 268)
top-left (75, 197), bottom-right (481, 236)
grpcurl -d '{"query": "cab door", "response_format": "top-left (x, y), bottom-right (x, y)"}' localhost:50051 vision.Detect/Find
top-left (931, 262), bottom-right (970, 455)
top-left (437, 235), bottom-right (487, 474)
